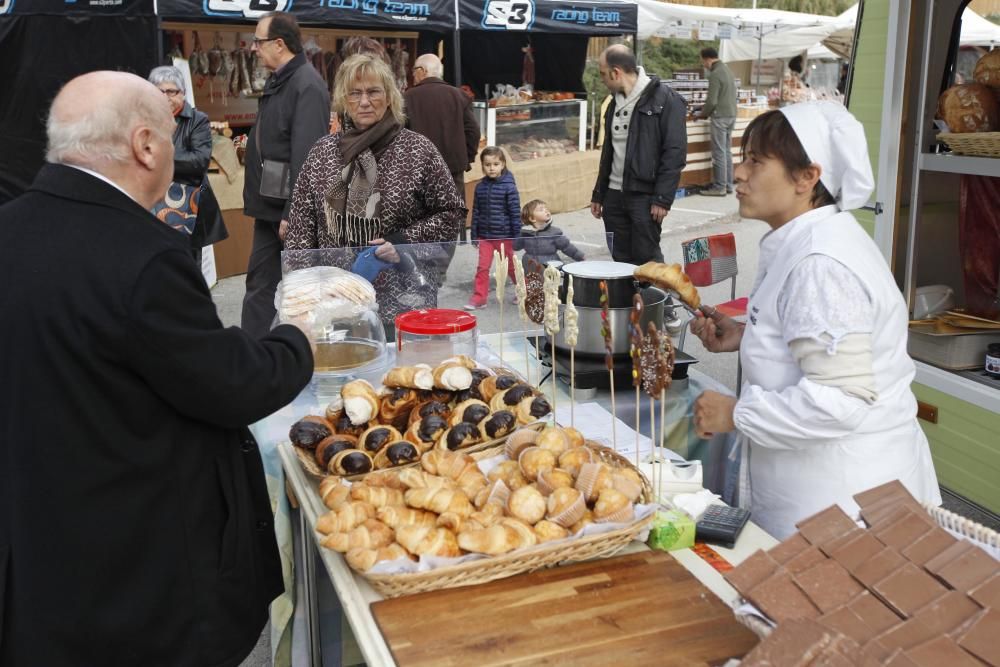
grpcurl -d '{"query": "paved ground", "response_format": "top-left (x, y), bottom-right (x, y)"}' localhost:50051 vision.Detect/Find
top-left (212, 191), bottom-right (763, 393)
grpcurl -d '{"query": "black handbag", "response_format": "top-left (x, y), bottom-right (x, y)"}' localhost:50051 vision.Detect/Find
top-left (256, 121), bottom-right (290, 200)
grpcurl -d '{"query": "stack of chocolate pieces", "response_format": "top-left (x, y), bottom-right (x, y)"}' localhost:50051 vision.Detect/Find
top-left (729, 480), bottom-right (1000, 666)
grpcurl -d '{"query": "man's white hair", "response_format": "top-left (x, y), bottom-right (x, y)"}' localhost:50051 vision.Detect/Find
top-left (420, 55), bottom-right (444, 78)
top-left (46, 87), bottom-right (172, 167)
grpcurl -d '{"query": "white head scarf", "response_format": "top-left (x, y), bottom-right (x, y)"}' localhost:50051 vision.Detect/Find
top-left (779, 101), bottom-right (875, 211)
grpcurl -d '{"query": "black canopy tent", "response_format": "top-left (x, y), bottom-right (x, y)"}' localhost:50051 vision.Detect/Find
top-left (0, 0), bottom-right (159, 203)
top-left (453, 0), bottom-right (637, 94)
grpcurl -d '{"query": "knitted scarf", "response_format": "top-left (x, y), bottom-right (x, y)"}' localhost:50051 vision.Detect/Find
top-left (324, 113), bottom-right (402, 247)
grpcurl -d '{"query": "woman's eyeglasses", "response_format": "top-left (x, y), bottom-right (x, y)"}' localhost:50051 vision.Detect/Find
top-left (347, 88), bottom-right (386, 103)
top-left (160, 88), bottom-right (183, 97)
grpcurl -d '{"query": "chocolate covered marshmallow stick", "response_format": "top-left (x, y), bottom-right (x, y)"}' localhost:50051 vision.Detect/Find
top-left (493, 246), bottom-right (509, 364)
top-left (543, 264), bottom-right (561, 417)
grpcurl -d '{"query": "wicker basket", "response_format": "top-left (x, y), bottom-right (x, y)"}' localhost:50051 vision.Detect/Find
top-left (293, 421), bottom-right (547, 482)
top-left (354, 440), bottom-right (655, 598)
top-left (936, 131), bottom-right (1000, 158)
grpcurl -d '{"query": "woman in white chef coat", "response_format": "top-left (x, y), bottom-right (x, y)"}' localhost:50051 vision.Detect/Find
top-left (690, 102), bottom-right (941, 540)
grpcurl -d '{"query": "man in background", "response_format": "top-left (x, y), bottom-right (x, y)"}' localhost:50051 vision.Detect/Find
top-left (697, 46), bottom-right (737, 197)
top-left (404, 53), bottom-right (479, 243)
top-left (590, 44), bottom-right (687, 264)
top-left (0, 70), bottom-right (313, 666)
top-left (242, 11), bottom-right (330, 338)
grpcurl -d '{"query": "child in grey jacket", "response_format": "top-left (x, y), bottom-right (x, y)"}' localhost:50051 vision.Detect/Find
top-left (514, 199), bottom-right (585, 266)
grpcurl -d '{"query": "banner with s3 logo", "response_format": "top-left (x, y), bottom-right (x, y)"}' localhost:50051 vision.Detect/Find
top-left (465, 0), bottom-right (635, 34)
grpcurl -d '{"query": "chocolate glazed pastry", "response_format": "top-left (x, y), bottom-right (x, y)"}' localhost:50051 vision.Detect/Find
top-left (451, 399), bottom-right (491, 426)
top-left (502, 383), bottom-right (535, 407)
top-left (405, 414), bottom-right (450, 450)
top-left (479, 410), bottom-right (517, 441)
top-left (440, 422), bottom-right (481, 451)
top-left (331, 449), bottom-right (374, 475)
top-left (314, 435), bottom-right (359, 469)
top-left (334, 413), bottom-right (370, 438)
top-left (518, 395), bottom-right (552, 424)
top-left (469, 368), bottom-right (492, 400)
top-left (289, 416), bottom-right (335, 450)
top-left (479, 373), bottom-right (519, 402)
top-left (359, 426), bottom-right (402, 454)
top-left (373, 441), bottom-right (421, 469)
top-left (408, 400), bottom-right (451, 427)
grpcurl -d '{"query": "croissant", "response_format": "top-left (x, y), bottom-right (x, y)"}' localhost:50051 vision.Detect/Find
top-left (487, 460), bottom-right (528, 491)
top-left (633, 262), bottom-right (701, 309)
top-left (364, 469), bottom-right (407, 490)
top-left (435, 422), bottom-right (481, 452)
top-left (449, 399), bottom-right (491, 427)
top-left (421, 449), bottom-right (488, 499)
top-left (394, 525), bottom-right (462, 558)
top-left (315, 501), bottom-right (376, 534)
top-left (506, 485), bottom-right (547, 524)
top-left (473, 479), bottom-right (511, 510)
top-left (404, 479), bottom-right (474, 517)
top-left (345, 543), bottom-right (412, 572)
top-left (478, 373), bottom-right (519, 402)
top-left (358, 425), bottom-right (402, 454)
top-left (377, 505), bottom-right (438, 529)
top-left (501, 517), bottom-right (538, 549)
top-left (321, 518), bottom-right (395, 552)
top-left (433, 363), bottom-right (473, 391)
top-left (436, 512), bottom-right (484, 533)
top-left (534, 520), bottom-right (570, 543)
top-left (383, 364), bottom-right (434, 390)
top-left (516, 395), bottom-right (552, 425)
top-left (350, 484), bottom-right (405, 508)
top-left (318, 476), bottom-right (352, 510)
top-left (478, 410), bottom-right (518, 442)
top-left (341, 379), bottom-right (379, 425)
top-left (457, 522), bottom-right (526, 556)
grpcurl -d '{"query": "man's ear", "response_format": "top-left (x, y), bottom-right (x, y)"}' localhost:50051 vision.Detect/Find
top-left (131, 126), bottom-right (157, 170)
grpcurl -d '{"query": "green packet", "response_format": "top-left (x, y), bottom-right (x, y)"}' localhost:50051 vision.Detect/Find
top-left (647, 509), bottom-right (696, 552)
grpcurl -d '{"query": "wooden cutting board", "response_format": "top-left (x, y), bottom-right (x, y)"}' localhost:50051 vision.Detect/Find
top-left (370, 550), bottom-right (759, 666)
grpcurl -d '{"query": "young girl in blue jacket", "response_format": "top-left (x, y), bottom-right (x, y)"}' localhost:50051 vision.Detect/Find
top-left (466, 147), bottom-right (520, 310)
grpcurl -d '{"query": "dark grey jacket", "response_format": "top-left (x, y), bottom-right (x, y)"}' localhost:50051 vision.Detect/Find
top-left (592, 76), bottom-right (688, 210)
top-left (244, 53), bottom-right (330, 222)
top-left (513, 222), bottom-right (584, 265)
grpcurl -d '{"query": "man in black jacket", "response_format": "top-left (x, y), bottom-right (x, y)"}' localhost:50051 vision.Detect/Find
top-left (590, 45), bottom-right (687, 264)
top-left (0, 71), bottom-right (313, 667)
top-left (242, 11), bottom-right (331, 338)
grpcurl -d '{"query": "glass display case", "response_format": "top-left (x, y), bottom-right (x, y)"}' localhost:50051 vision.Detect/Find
top-left (472, 100), bottom-right (587, 161)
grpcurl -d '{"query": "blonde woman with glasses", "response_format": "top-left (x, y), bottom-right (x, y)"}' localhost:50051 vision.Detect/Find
top-left (285, 53), bottom-right (465, 333)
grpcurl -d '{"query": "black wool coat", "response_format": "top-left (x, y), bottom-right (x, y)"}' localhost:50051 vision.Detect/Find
top-left (0, 165), bottom-right (313, 667)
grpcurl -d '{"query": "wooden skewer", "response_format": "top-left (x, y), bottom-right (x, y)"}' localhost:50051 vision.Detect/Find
top-left (609, 368), bottom-right (618, 452)
top-left (550, 337), bottom-right (557, 417)
top-left (659, 387), bottom-right (666, 505)
top-left (634, 385), bottom-right (641, 470)
top-left (570, 347), bottom-right (575, 428)
top-left (650, 393), bottom-right (656, 506)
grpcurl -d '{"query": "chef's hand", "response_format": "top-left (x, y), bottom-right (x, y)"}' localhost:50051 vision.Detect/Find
top-left (370, 238), bottom-right (400, 263)
top-left (690, 309), bottom-right (743, 353)
top-left (278, 219), bottom-right (289, 242)
top-left (650, 204), bottom-right (668, 225)
top-left (590, 202), bottom-right (603, 219)
top-left (694, 390), bottom-right (737, 439)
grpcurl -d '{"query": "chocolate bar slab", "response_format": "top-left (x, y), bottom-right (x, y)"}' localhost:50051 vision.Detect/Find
top-left (830, 531), bottom-right (886, 572)
top-left (956, 608), bottom-right (1000, 667)
top-left (849, 591), bottom-right (903, 633)
top-left (904, 636), bottom-right (983, 667)
top-left (739, 618), bottom-right (835, 667)
top-left (912, 590), bottom-right (982, 635)
top-left (820, 527), bottom-right (865, 558)
top-left (901, 526), bottom-right (958, 566)
top-left (969, 572), bottom-right (1000, 608)
top-left (872, 562), bottom-right (948, 617)
top-left (883, 649), bottom-right (921, 667)
top-left (723, 549), bottom-right (781, 598)
top-left (852, 546), bottom-right (907, 588)
top-left (854, 479), bottom-right (914, 509)
top-left (746, 571), bottom-right (822, 623)
top-left (784, 545), bottom-right (828, 574)
top-left (924, 540), bottom-right (974, 576)
top-left (794, 560), bottom-right (865, 613)
top-left (874, 510), bottom-right (934, 551)
top-left (934, 543), bottom-right (1000, 593)
top-left (769, 532), bottom-right (811, 564)
top-left (819, 605), bottom-right (877, 644)
top-left (871, 617), bottom-right (937, 655)
top-left (796, 505), bottom-right (860, 551)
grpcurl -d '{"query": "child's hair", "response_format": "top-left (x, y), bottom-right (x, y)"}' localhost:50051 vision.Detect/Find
top-left (480, 146), bottom-right (506, 170)
top-left (521, 199), bottom-right (547, 225)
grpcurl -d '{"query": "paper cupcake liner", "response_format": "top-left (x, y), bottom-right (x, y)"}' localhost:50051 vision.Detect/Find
top-left (547, 492), bottom-right (586, 528)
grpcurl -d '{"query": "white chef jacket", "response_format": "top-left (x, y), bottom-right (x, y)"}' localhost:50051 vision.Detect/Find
top-left (733, 205), bottom-right (941, 539)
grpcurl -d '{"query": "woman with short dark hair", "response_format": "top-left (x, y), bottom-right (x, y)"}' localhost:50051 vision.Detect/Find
top-left (690, 104), bottom-right (940, 539)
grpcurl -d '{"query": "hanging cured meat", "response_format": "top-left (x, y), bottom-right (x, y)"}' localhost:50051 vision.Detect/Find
top-left (522, 43), bottom-right (535, 88)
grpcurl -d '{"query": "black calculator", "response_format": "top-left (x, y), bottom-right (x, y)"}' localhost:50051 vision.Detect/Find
top-left (695, 505), bottom-right (751, 549)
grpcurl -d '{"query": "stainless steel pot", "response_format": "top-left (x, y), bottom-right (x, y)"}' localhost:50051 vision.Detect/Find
top-left (559, 261), bottom-right (639, 308)
top-left (550, 287), bottom-right (666, 357)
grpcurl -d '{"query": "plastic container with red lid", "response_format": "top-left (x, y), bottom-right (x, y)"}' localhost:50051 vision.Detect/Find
top-left (395, 309), bottom-right (478, 366)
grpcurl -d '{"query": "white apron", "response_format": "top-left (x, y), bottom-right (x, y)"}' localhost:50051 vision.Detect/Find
top-left (736, 207), bottom-right (940, 540)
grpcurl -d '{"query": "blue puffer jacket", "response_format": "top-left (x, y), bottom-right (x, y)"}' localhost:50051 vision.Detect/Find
top-left (471, 170), bottom-right (520, 240)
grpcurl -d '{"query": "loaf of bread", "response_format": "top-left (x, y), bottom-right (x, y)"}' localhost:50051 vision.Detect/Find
top-left (937, 83), bottom-right (999, 133)
top-left (974, 49), bottom-right (1000, 89)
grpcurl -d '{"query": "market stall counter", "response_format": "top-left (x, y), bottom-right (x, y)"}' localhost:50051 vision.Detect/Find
top-left (256, 333), bottom-right (769, 666)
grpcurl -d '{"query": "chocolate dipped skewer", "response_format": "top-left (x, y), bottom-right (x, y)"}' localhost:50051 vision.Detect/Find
top-left (493, 246), bottom-right (509, 364)
top-left (543, 264), bottom-right (561, 417)
top-left (630, 293), bottom-right (644, 469)
top-left (599, 280), bottom-right (617, 452)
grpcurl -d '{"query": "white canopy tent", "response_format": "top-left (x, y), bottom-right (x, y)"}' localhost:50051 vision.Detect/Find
top-left (633, 0), bottom-right (840, 41)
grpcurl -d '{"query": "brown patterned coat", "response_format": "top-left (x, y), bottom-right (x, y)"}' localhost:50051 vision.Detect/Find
top-left (286, 129), bottom-right (466, 326)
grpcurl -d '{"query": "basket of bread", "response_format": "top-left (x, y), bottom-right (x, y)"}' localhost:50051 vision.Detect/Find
top-left (289, 357), bottom-right (552, 479)
top-left (936, 50), bottom-right (1000, 157)
top-left (313, 424), bottom-right (656, 597)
